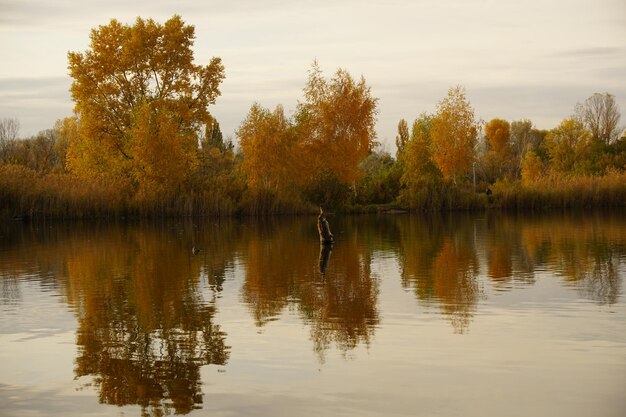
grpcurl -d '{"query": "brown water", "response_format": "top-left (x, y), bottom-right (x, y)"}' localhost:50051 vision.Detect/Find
top-left (0, 212), bottom-right (625, 417)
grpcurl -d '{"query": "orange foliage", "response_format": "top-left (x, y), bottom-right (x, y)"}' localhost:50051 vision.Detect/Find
top-left (131, 102), bottom-right (198, 198)
top-left (430, 86), bottom-right (478, 183)
top-left (237, 104), bottom-right (303, 196)
top-left (545, 118), bottom-right (592, 173)
top-left (521, 150), bottom-right (543, 185)
top-left (67, 15), bottom-right (224, 194)
top-left (298, 62), bottom-right (378, 187)
top-left (485, 118), bottom-right (511, 157)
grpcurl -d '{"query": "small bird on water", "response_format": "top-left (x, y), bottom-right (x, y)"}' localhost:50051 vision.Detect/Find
top-left (192, 246), bottom-right (201, 255)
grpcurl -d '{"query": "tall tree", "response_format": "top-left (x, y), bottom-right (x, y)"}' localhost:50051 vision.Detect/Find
top-left (401, 113), bottom-right (440, 192)
top-left (204, 116), bottom-right (227, 152)
top-left (545, 118), bottom-right (591, 173)
top-left (237, 103), bottom-right (302, 197)
top-left (510, 119), bottom-right (545, 176)
top-left (521, 150), bottom-right (543, 185)
top-left (575, 92), bottom-right (622, 145)
top-left (67, 15), bottom-right (225, 193)
top-left (395, 119), bottom-right (409, 159)
top-left (430, 86), bottom-right (478, 184)
top-left (53, 117), bottom-right (79, 172)
top-left (485, 118), bottom-right (511, 158)
top-left (483, 118), bottom-right (512, 181)
top-left (297, 61), bottom-right (378, 188)
top-left (0, 118), bottom-right (20, 163)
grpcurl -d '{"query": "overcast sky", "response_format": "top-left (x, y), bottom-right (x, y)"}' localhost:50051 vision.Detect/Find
top-left (1, 0), bottom-right (625, 150)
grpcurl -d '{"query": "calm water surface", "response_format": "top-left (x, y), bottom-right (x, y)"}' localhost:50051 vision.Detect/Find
top-left (0, 212), bottom-right (625, 417)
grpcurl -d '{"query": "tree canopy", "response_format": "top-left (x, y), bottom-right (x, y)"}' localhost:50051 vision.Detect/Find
top-left (238, 62), bottom-right (378, 207)
top-left (67, 15), bottom-right (225, 195)
top-left (430, 86), bottom-right (478, 183)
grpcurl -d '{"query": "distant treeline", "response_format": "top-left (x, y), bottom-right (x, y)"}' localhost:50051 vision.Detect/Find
top-left (1, 16), bottom-right (625, 219)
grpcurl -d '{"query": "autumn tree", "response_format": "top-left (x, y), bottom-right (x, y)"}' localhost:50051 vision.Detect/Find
top-left (29, 129), bottom-right (59, 174)
top-left (53, 117), bottom-right (79, 172)
top-left (395, 119), bottom-right (409, 159)
top-left (509, 119), bottom-right (546, 177)
top-left (545, 118), bottom-right (591, 173)
top-left (483, 118), bottom-right (512, 181)
top-left (297, 62), bottom-right (378, 195)
top-left (204, 116), bottom-right (229, 152)
top-left (430, 86), bottom-right (478, 184)
top-left (575, 92), bottom-right (622, 145)
top-left (0, 118), bottom-right (20, 163)
top-left (356, 149), bottom-right (401, 204)
top-left (237, 103), bottom-right (302, 200)
top-left (67, 15), bottom-right (225, 195)
top-left (521, 150), bottom-right (544, 185)
top-left (485, 119), bottom-right (511, 158)
top-left (198, 116), bottom-right (234, 181)
top-left (400, 113), bottom-right (442, 203)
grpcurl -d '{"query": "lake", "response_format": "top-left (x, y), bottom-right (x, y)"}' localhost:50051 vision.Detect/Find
top-left (1, 212), bottom-right (625, 417)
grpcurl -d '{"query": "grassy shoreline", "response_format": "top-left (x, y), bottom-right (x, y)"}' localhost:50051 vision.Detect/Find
top-left (2, 164), bottom-right (625, 221)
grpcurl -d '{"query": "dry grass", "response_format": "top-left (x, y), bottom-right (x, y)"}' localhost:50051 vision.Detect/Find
top-left (491, 170), bottom-right (626, 210)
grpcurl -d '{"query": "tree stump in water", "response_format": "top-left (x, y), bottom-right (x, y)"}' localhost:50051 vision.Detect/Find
top-left (317, 207), bottom-right (334, 244)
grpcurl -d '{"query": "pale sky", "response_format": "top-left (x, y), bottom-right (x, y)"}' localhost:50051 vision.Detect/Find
top-left (1, 0), bottom-right (625, 151)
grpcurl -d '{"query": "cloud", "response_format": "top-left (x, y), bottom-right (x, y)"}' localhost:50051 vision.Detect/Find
top-left (548, 47), bottom-right (624, 58)
top-left (2, 0), bottom-right (625, 143)
top-left (0, 77), bottom-right (73, 136)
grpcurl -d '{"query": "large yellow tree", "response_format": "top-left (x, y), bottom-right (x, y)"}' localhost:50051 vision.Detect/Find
top-left (238, 62), bottom-right (378, 207)
top-left (237, 103), bottom-right (303, 198)
top-left (545, 118), bottom-right (591, 173)
top-left (297, 62), bottom-right (378, 188)
top-left (67, 15), bottom-right (225, 195)
top-left (400, 114), bottom-right (441, 195)
top-left (430, 86), bottom-right (478, 184)
top-left (483, 118), bottom-right (512, 181)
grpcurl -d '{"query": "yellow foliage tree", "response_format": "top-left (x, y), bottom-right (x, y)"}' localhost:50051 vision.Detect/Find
top-left (237, 103), bottom-right (306, 205)
top-left (130, 102), bottom-right (199, 199)
top-left (67, 15), bottom-right (225, 195)
top-left (395, 119), bottom-right (409, 159)
top-left (483, 118), bottom-right (512, 181)
top-left (297, 62), bottom-right (378, 188)
top-left (485, 118), bottom-right (511, 159)
top-left (400, 114), bottom-right (441, 193)
top-left (545, 118), bottom-right (592, 173)
top-left (430, 86), bottom-right (478, 184)
top-left (521, 150), bottom-right (544, 185)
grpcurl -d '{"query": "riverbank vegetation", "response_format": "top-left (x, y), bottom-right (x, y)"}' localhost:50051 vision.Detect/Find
top-left (1, 15), bottom-right (625, 219)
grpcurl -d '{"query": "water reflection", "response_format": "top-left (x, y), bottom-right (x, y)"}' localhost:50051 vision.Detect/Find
top-left (70, 226), bottom-right (229, 415)
top-left (396, 214), bottom-right (480, 333)
top-left (0, 221), bottom-right (233, 416)
top-left (0, 212), bottom-right (624, 414)
top-left (319, 244), bottom-right (332, 275)
top-left (394, 212), bottom-right (625, 332)
top-left (515, 213), bottom-right (624, 304)
top-left (240, 218), bottom-right (379, 361)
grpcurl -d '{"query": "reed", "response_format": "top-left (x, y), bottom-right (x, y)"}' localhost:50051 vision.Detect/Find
top-left (491, 170), bottom-right (626, 210)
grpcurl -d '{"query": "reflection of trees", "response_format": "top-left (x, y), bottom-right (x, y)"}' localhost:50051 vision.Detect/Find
top-left (241, 217), bottom-right (379, 360)
top-left (396, 214), bottom-right (480, 333)
top-left (0, 222), bottom-right (234, 416)
top-left (300, 240), bottom-right (379, 360)
top-left (432, 240), bottom-right (479, 333)
top-left (68, 225), bottom-right (230, 416)
top-left (484, 215), bottom-right (536, 289)
top-left (518, 212), bottom-right (625, 305)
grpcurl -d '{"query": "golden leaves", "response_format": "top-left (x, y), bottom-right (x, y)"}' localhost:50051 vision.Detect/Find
top-left (238, 63), bottom-right (379, 205)
top-left (545, 118), bottom-right (592, 173)
top-left (430, 86), bottom-right (478, 183)
top-left (67, 15), bottom-right (224, 198)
